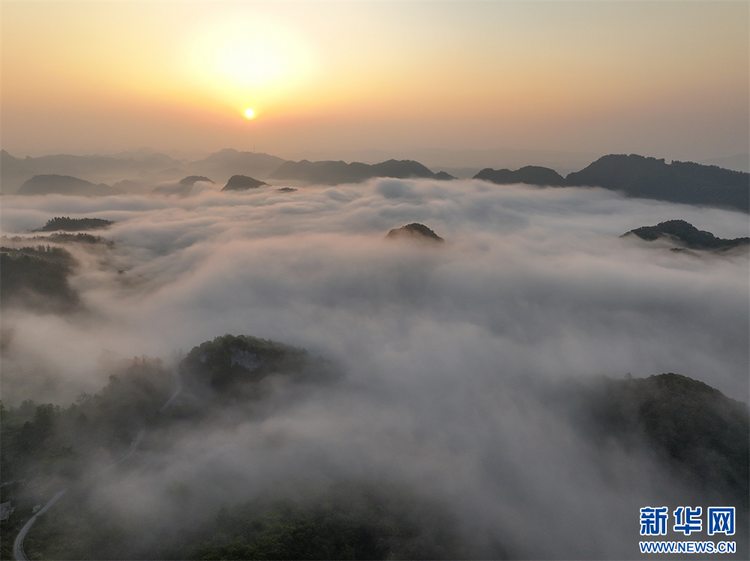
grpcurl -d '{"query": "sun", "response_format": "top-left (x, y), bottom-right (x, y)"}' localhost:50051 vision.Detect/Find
top-left (244, 108), bottom-right (255, 119)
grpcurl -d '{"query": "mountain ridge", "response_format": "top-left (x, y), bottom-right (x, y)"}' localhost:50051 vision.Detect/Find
top-left (269, 158), bottom-right (453, 185)
top-left (475, 154), bottom-right (749, 213)
top-left (4, 150), bottom-right (748, 212)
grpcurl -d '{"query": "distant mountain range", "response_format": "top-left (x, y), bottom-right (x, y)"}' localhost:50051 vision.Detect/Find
top-left (16, 174), bottom-right (124, 196)
top-left (0, 149), bottom-right (284, 195)
top-left (2, 149), bottom-right (747, 212)
top-left (269, 159), bottom-right (454, 185)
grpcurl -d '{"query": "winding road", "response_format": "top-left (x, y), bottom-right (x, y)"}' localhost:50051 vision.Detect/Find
top-left (12, 371), bottom-right (182, 560)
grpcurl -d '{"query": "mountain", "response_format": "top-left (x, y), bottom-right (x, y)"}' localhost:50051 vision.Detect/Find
top-left (566, 154), bottom-right (749, 212)
top-left (269, 159), bottom-right (450, 185)
top-left (16, 175), bottom-right (123, 196)
top-left (474, 154), bottom-right (749, 213)
top-left (386, 223), bottom-right (444, 242)
top-left (179, 334), bottom-right (335, 400)
top-left (0, 150), bottom-right (34, 194)
top-left (560, 373), bottom-right (749, 508)
top-left (0, 149), bottom-right (283, 193)
top-left (152, 176), bottom-right (216, 197)
top-left (112, 179), bottom-right (149, 194)
top-left (188, 149), bottom-right (286, 182)
top-left (287, 147), bottom-right (597, 177)
top-left (623, 219), bottom-right (749, 251)
top-left (180, 175), bottom-right (213, 186)
top-left (0, 246), bottom-right (80, 312)
top-left (473, 165), bottom-right (566, 186)
top-left (0, 150), bottom-right (188, 194)
top-left (221, 175), bottom-right (268, 191)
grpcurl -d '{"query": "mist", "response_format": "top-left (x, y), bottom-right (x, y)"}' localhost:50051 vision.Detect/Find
top-left (1, 178), bottom-right (748, 558)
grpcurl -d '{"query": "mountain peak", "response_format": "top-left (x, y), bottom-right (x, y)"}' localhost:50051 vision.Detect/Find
top-left (221, 175), bottom-right (268, 191)
top-left (386, 223), bottom-right (444, 242)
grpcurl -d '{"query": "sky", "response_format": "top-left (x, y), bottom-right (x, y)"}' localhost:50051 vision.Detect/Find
top-left (1, 1), bottom-right (748, 163)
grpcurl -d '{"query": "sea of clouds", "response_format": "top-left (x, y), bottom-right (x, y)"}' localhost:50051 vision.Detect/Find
top-left (1, 178), bottom-right (748, 558)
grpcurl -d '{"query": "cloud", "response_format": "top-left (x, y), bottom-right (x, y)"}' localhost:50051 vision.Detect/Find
top-left (1, 179), bottom-right (747, 557)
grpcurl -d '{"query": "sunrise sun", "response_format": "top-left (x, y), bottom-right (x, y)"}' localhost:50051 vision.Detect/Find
top-left (244, 108), bottom-right (255, 119)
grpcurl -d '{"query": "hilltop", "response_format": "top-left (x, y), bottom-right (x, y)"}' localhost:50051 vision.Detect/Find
top-left (474, 165), bottom-right (566, 186)
top-left (221, 175), bottom-right (268, 191)
top-left (623, 219), bottom-right (749, 251)
top-left (386, 223), bottom-right (445, 243)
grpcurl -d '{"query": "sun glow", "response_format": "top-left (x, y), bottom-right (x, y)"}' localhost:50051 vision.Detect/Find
top-left (245, 108), bottom-right (255, 119)
top-left (188, 17), bottom-right (315, 113)
top-left (215, 40), bottom-right (285, 90)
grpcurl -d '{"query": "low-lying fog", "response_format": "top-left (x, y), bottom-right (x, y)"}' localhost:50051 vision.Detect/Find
top-left (2, 178), bottom-right (748, 558)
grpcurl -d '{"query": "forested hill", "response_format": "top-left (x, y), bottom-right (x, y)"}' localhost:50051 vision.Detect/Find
top-left (33, 217), bottom-right (114, 232)
top-left (566, 155), bottom-right (749, 212)
top-left (0, 247), bottom-right (80, 312)
top-left (1, 332), bottom-right (747, 560)
top-left (473, 165), bottom-right (566, 186)
top-left (475, 154), bottom-right (749, 212)
top-left (623, 219), bottom-right (749, 251)
top-left (555, 373), bottom-right (749, 508)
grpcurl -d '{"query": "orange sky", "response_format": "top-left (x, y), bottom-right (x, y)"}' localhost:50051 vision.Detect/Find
top-left (2, 1), bottom-right (747, 162)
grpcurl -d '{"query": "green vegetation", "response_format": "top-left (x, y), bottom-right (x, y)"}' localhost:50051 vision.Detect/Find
top-left (5, 233), bottom-right (114, 247)
top-left (33, 217), bottom-right (114, 232)
top-left (23, 481), bottom-right (480, 560)
top-left (1, 359), bottom-right (173, 485)
top-left (3, 334), bottom-right (340, 560)
top-left (0, 247), bottom-right (79, 311)
top-left (1, 358), bottom-right (173, 560)
top-left (561, 373), bottom-right (749, 507)
top-left (181, 334), bottom-right (335, 398)
top-left (0, 232), bottom-right (114, 312)
top-left (23, 489), bottom-right (128, 561)
top-left (185, 483), bottom-right (472, 560)
top-left (5, 333), bottom-right (746, 559)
